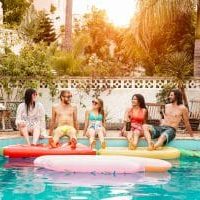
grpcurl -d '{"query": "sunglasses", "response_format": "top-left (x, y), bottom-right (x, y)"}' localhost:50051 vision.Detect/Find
top-left (62, 95), bottom-right (72, 98)
top-left (92, 100), bottom-right (98, 105)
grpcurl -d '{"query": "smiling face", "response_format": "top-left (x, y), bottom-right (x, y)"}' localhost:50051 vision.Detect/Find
top-left (92, 99), bottom-right (100, 109)
top-left (131, 95), bottom-right (139, 106)
top-left (32, 92), bottom-right (38, 102)
top-left (168, 92), bottom-right (176, 103)
top-left (60, 92), bottom-right (72, 105)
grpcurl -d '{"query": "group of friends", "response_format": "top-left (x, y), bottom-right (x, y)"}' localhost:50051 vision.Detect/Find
top-left (16, 88), bottom-right (194, 150)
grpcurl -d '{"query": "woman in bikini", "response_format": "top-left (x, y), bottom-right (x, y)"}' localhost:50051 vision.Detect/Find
top-left (122, 94), bottom-right (148, 150)
top-left (83, 98), bottom-right (106, 149)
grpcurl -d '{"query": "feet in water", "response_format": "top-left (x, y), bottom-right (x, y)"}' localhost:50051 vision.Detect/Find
top-left (101, 141), bottom-right (106, 149)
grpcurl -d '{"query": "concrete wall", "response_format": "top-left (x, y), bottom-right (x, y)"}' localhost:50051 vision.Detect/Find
top-left (36, 77), bottom-right (200, 123)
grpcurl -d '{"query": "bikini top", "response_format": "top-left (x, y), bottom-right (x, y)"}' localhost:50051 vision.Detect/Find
top-left (128, 108), bottom-right (145, 124)
top-left (89, 112), bottom-right (103, 121)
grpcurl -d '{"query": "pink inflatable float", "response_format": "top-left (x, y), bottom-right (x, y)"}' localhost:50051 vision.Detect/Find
top-left (35, 169), bottom-right (171, 186)
top-left (34, 155), bottom-right (172, 173)
top-left (34, 155), bottom-right (144, 173)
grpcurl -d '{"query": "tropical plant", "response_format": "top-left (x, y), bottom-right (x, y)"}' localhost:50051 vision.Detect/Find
top-left (156, 52), bottom-right (193, 107)
top-left (51, 32), bottom-right (91, 76)
top-left (156, 83), bottom-right (177, 104)
top-left (1, 0), bottom-right (30, 27)
top-left (19, 6), bottom-right (56, 45)
top-left (132, 0), bottom-right (199, 76)
top-left (0, 43), bottom-right (56, 101)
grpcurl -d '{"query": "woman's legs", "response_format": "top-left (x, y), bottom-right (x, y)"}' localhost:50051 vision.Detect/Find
top-left (87, 129), bottom-right (96, 149)
top-left (97, 129), bottom-right (106, 149)
top-left (32, 127), bottom-right (41, 145)
top-left (126, 131), bottom-right (135, 150)
top-left (19, 126), bottom-right (31, 145)
top-left (132, 130), bottom-right (141, 148)
top-left (143, 124), bottom-right (154, 151)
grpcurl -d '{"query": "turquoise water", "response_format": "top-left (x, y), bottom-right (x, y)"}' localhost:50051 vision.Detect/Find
top-left (0, 156), bottom-right (200, 200)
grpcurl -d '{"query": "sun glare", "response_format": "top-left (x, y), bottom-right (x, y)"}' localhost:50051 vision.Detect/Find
top-left (101, 0), bottom-right (137, 27)
top-left (73, 0), bottom-right (138, 27)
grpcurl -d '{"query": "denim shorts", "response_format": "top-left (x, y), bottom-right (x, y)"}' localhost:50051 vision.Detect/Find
top-left (150, 125), bottom-right (176, 144)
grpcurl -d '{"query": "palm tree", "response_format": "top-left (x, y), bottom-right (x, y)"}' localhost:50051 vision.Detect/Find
top-left (63, 0), bottom-right (73, 51)
top-left (156, 52), bottom-right (192, 107)
top-left (133, 0), bottom-right (200, 77)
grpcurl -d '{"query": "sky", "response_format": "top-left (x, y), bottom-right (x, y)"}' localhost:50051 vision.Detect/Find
top-left (34, 0), bottom-right (138, 27)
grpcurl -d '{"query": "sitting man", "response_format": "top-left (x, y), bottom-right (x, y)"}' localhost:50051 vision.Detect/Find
top-left (49, 90), bottom-right (78, 149)
top-left (143, 89), bottom-right (194, 150)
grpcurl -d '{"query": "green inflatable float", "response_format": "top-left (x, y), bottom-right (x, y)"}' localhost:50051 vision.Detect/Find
top-left (179, 149), bottom-right (200, 158)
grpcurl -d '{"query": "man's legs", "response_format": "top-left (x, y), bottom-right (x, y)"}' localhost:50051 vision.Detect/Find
top-left (67, 127), bottom-right (77, 149)
top-left (153, 135), bottom-right (167, 149)
top-left (154, 127), bottom-right (176, 149)
top-left (49, 127), bottom-right (65, 148)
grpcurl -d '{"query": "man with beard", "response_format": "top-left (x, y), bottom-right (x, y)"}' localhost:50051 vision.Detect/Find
top-left (143, 89), bottom-right (194, 150)
top-left (49, 90), bottom-right (78, 149)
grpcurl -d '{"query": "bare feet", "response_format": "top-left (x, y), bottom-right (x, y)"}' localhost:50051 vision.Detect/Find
top-left (48, 138), bottom-right (59, 148)
top-left (90, 140), bottom-right (96, 149)
top-left (147, 142), bottom-right (154, 151)
top-left (70, 138), bottom-right (77, 149)
top-left (101, 141), bottom-right (106, 149)
top-left (128, 142), bottom-right (136, 150)
top-left (153, 145), bottom-right (163, 150)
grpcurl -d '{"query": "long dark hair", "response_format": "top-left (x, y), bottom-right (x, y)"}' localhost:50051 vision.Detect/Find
top-left (132, 94), bottom-right (146, 109)
top-left (171, 89), bottom-right (183, 105)
top-left (24, 88), bottom-right (37, 115)
top-left (97, 98), bottom-right (105, 122)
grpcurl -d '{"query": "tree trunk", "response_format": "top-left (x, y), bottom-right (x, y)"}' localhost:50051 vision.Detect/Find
top-left (63, 0), bottom-right (73, 51)
top-left (194, 0), bottom-right (200, 77)
top-left (179, 85), bottom-right (189, 109)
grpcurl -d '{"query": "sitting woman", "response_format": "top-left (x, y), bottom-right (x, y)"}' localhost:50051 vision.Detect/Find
top-left (16, 88), bottom-right (46, 146)
top-left (122, 94), bottom-right (148, 150)
top-left (83, 98), bottom-right (106, 149)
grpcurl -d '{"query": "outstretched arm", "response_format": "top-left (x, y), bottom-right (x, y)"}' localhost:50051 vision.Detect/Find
top-left (39, 104), bottom-right (46, 133)
top-left (73, 106), bottom-right (79, 131)
top-left (49, 106), bottom-right (56, 136)
top-left (182, 107), bottom-right (194, 137)
top-left (83, 110), bottom-right (89, 136)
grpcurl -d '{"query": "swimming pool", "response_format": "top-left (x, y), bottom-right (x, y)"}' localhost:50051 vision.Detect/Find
top-left (0, 137), bottom-right (200, 199)
top-left (0, 156), bottom-right (200, 200)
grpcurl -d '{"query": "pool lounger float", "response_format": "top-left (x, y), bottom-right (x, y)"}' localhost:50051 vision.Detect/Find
top-left (3, 143), bottom-right (96, 158)
top-left (34, 155), bottom-right (172, 173)
top-left (98, 146), bottom-right (180, 159)
top-left (35, 169), bottom-right (171, 186)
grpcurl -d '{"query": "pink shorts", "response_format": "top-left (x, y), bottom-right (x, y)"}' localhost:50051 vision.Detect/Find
top-left (131, 123), bottom-right (143, 132)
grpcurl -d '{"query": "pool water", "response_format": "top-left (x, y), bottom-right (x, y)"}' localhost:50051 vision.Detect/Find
top-left (0, 156), bottom-right (200, 200)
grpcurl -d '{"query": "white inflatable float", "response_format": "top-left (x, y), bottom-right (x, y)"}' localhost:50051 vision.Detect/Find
top-left (34, 155), bottom-right (172, 173)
